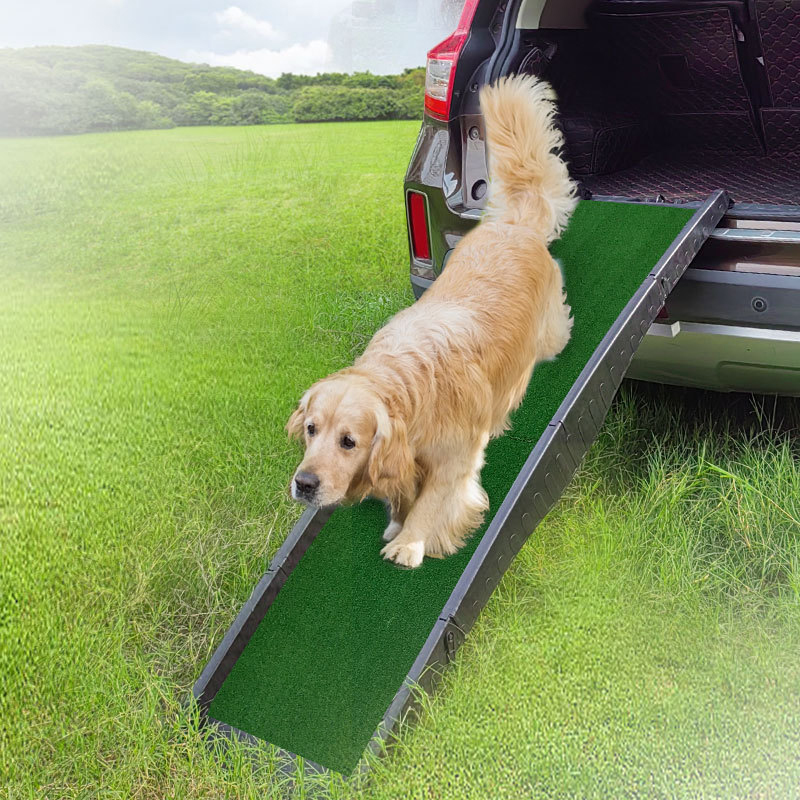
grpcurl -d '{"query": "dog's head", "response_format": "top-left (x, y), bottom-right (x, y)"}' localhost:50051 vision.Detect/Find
top-left (286, 374), bottom-right (414, 508)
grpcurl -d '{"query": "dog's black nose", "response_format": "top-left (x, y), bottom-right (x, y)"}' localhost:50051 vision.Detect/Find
top-left (294, 471), bottom-right (320, 496)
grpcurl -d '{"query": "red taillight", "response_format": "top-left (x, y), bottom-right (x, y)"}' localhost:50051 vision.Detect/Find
top-left (407, 191), bottom-right (431, 261)
top-left (424, 0), bottom-right (481, 121)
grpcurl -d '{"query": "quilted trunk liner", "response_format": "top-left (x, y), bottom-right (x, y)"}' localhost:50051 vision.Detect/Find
top-left (755, 0), bottom-right (800, 107)
top-left (583, 150), bottom-right (800, 206)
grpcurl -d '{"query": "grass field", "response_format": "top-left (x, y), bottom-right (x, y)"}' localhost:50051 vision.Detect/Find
top-left (1, 121), bottom-right (799, 799)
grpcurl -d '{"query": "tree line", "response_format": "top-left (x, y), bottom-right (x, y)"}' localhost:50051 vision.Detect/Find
top-left (0, 45), bottom-right (426, 136)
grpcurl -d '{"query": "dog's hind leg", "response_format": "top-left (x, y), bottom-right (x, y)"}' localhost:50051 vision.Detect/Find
top-left (537, 266), bottom-right (573, 362)
top-left (381, 436), bottom-right (489, 567)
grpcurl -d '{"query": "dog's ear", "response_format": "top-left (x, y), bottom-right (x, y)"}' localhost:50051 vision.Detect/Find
top-left (286, 391), bottom-right (310, 440)
top-left (368, 405), bottom-right (415, 496)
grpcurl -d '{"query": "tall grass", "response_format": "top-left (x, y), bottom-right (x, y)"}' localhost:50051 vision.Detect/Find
top-left (362, 387), bottom-right (800, 800)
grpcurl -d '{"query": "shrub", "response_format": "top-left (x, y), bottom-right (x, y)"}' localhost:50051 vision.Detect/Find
top-left (172, 91), bottom-right (233, 126)
top-left (292, 86), bottom-right (391, 122)
top-left (229, 91), bottom-right (290, 125)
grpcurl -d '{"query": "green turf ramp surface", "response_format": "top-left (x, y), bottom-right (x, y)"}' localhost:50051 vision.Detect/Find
top-left (206, 201), bottom-right (696, 773)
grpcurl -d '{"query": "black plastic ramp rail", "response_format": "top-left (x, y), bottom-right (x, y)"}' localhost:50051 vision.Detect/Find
top-left (193, 190), bottom-right (730, 775)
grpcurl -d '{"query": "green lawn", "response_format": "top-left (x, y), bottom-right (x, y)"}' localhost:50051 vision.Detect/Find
top-left (1, 122), bottom-right (799, 799)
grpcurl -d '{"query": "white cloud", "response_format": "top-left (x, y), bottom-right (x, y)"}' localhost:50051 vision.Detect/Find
top-left (188, 39), bottom-right (332, 77)
top-left (214, 6), bottom-right (284, 44)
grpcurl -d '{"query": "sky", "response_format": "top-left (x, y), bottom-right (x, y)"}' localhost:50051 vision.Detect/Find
top-left (0, 0), bottom-right (463, 76)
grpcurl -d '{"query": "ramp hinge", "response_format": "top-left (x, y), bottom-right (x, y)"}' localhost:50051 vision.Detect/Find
top-left (443, 620), bottom-right (465, 664)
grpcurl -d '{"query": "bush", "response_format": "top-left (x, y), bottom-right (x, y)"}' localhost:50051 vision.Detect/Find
top-left (394, 86), bottom-right (425, 120)
top-left (291, 85), bottom-right (423, 123)
top-left (229, 91), bottom-right (290, 125)
top-left (172, 91), bottom-right (233, 126)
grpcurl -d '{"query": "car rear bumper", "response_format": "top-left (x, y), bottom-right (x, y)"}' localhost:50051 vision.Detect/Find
top-left (629, 321), bottom-right (800, 396)
top-left (410, 272), bottom-right (434, 299)
top-left (410, 271), bottom-right (800, 396)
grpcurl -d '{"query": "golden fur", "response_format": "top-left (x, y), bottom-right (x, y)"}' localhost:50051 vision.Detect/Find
top-left (287, 74), bottom-right (577, 567)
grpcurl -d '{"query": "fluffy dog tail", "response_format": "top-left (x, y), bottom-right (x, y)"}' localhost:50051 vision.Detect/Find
top-left (480, 74), bottom-right (577, 243)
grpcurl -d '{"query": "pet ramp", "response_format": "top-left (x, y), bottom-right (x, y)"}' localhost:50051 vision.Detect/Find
top-left (193, 191), bottom-right (729, 775)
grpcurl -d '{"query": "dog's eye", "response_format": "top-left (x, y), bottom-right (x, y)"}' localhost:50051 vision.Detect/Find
top-left (340, 435), bottom-right (356, 450)
top-left (306, 423), bottom-right (316, 436)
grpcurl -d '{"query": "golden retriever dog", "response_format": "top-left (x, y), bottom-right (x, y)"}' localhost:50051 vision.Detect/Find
top-left (287, 74), bottom-right (577, 568)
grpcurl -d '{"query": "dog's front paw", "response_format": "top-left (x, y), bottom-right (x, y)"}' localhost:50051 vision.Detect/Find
top-left (382, 520), bottom-right (403, 542)
top-left (381, 538), bottom-right (424, 568)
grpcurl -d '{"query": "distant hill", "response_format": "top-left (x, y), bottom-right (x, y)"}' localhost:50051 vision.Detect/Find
top-left (0, 45), bottom-right (425, 137)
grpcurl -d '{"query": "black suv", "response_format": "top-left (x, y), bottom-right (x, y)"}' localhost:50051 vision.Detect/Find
top-left (404, 0), bottom-right (800, 396)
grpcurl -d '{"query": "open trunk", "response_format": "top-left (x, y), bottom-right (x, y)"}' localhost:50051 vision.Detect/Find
top-left (507, 1), bottom-right (800, 211)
